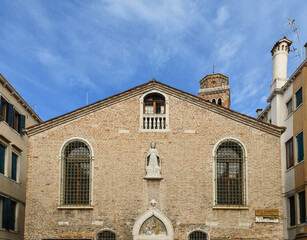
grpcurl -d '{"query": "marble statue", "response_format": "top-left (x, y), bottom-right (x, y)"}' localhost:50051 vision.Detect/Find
top-left (146, 142), bottom-right (161, 178)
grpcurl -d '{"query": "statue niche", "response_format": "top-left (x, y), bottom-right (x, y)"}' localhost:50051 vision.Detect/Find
top-left (145, 142), bottom-right (162, 179)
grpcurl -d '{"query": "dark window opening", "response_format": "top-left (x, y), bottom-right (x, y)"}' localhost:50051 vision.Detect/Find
top-left (289, 195), bottom-right (296, 226)
top-left (212, 99), bottom-right (216, 104)
top-left (97, 231), bottom-right (116, 240)
top-left (62, 141), bottom-right (91, 205)
top-left (299, 191), bottom-right (306, 224)
top-left (218, 98), bottom-right (222, 105)
top-left (286, 138), bottom-right (294, 169)
top-left (0, 144), bottom-right (5, 175)
top-left (287, 98), bottom-right (293, 116)
top-left (216, 140), bottom-right (244, 205)
top-left (296, 87), bottom-right (303, 107)
top-left (11, 152), bottom-right (18, 181)
top-left (297, 132), bottom-right (304, 163)
top-left (2, 198), bottom-right (16, 230)
top-left (144, 93), bottom-right (165, 114)
top-left (189, 231), bottom-right (208, 240)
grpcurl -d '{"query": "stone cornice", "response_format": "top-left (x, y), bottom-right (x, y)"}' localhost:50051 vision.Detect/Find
top-left (27, 80), bottom-right (282, 137)
top-left (198, 86), bottom-right (230, 94)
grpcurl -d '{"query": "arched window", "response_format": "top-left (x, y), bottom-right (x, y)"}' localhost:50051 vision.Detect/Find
top-left (215, 139), bottom-right (246, 206)
top-left (142, 92), bottom-right (167, 130)
top-left (144, 93), bottom-right (165, 114)
top-left (61, 140), bottom-right (91, 205)
top-left (212, 99), bottom-right (216, 104)
top-left (218, 98), bottom-right (222, 105)
top-left (189, 231), bottom-right (208, 240)
top-left (97, 230), bottom-right (116, 240)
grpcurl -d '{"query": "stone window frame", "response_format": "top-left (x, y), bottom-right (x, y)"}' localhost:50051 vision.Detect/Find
top-left (58, 137), bottom-right (94, 210)
top-left (139, 90), bottom-right (170, 132)
top-left (187, 229), bottom-right (210, 240)
top-left (212, 137), bottom-right (248, 210)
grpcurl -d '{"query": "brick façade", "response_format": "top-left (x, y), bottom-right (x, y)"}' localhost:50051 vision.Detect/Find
top-left (24, 82), bottom-right (283, 240)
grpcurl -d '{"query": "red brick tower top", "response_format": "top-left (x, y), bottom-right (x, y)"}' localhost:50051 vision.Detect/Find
top-left (198, 73), bottom-right (230, 108)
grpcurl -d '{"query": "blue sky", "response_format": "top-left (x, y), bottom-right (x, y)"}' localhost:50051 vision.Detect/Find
top-left (0, 0), bottom-right (307, 121)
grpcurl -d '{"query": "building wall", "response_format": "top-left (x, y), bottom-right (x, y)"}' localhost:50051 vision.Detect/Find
top-left (0, 76), bottom-right (41, 240)
top-left (25, 93), bottom-right (283, 240)
top-left (292, 64), bottom-right (307, 239)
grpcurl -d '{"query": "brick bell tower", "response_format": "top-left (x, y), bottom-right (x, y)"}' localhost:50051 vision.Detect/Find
top-left (198, 72), bottom-right (230, 108)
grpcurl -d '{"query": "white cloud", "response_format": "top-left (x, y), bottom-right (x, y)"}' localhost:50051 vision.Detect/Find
top-left (215, 6), bottom-right (229, 26)
top-left (217, 34), bottom-right (245, 60)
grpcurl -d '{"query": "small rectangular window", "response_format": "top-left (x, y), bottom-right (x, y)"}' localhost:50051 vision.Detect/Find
top-left (286, 98), bottom-right (293, 116)
top-left (0, 144), bottom-right (5, 175)
top-left (289, 195), bottom-right (296, 226)
top-left (286, 138), bottom-right (294, 169)
top-left (296, 87), bottom-right (303, 108)
top-left (0, 97), bottom-right (8, 120)
top-left (296, 131), bottom-right (304, 163)
top-left (11, 153), bottom-right (18, 181)
top-left (2, 198), bottom-right (16, 230)
top-left (298, 191), bottom-right (306, 224)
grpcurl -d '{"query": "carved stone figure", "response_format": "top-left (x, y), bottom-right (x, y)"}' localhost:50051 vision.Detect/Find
top-left (146, 142), bottom-right (161, 178)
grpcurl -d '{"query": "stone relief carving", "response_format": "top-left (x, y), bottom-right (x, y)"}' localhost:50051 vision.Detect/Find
top-left (139, 216), bottom-right (167, 235)
top-left (146, 142), bottom-right (161, 178)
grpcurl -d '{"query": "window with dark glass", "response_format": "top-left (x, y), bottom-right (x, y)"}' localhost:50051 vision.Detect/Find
top-left (212, 99), bottom-right (216, 104)
top-left (297, 131), bottom-right (304, 163)
top-left (286, 138), bottom-right (294, 169)
top-left (298, 191), bottom-right (306, 224)
top-left (0, 97), bottom-right (25, 134)
top-left (11, 152), bottom-right (18, 181)
top-left (289, 195), bottom-right (295, 226)
top-left (2, 198), bottom-right (16, 230)
top-left (216, 140), bottom-right (245, 205)
top-left (296, 87), bottom-right (303, 108)
top-left (286, 98), bottom-right (293, 116)
top-left (61, 140), bottom-right (91, 205)
top-left (97, 230), bottom-right (116, 240)
top-left (0, 96), bottom-right (8, 120)
top-left (188, 231), bottom-right (208, 240)
top-left (0, 144), bottom-right (5, 175)
top-left (144, 93), bottom-right (165, 114)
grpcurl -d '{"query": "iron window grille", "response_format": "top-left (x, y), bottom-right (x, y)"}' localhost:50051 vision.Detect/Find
top-left (97, 230), bottom-right (116, 240)
top-left (215, 139), bottom-right (246, 206)
top-left (61, 140), bottom-right (92, 206)
top-left (189, 231), bottom-right (208, 240)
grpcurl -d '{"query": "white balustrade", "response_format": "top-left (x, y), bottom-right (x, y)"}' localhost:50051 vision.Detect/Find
top-left (143, 114), bottom-right (166, 129)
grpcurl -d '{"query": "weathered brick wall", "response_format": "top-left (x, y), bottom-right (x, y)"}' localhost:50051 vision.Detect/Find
top-left (25, 93), bottom-right (282, 240)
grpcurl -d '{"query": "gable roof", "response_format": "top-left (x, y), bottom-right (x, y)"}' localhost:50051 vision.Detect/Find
top-left (26, 79), bottom-right (283, 137)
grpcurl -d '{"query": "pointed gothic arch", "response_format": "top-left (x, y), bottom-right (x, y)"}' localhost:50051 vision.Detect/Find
top-left (133, 208), bottom-right (174, 240)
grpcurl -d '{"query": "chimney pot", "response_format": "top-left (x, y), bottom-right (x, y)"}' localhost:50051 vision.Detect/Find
top-left (256, 109), bottom-right (263, 118)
